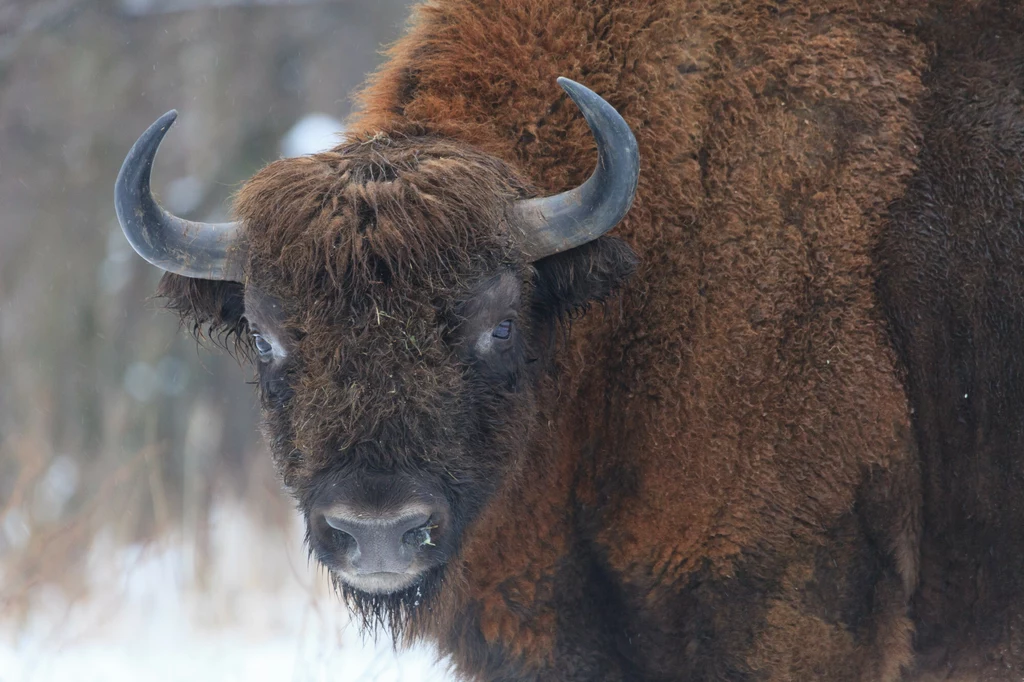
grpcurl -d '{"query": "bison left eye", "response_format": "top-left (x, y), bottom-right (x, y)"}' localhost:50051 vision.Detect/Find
top-left (492, 319), bottom-right (514, 340)
top-left (253, 333), bottom-right (274, 359)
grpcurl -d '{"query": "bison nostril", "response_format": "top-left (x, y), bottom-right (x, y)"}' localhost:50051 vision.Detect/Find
top-left (318, 515), bottom-right (354, 551)
top-left (402, 521), bottom-right (438, 548)
top-left (331, 526), bottom-right (354, 545)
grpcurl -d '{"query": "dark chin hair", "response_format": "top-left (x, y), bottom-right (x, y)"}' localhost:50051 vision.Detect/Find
top-left (330, 565), bottom-right (445, 641)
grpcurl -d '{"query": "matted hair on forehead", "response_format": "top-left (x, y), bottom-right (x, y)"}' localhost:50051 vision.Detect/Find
top-left (234, 128), bottom-right (535, 303)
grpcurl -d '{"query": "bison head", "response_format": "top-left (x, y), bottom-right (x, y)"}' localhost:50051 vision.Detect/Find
top-left (114, 79), bottom-right (638, 631)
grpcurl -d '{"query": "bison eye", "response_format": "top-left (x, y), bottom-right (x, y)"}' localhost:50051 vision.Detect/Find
top-left (253, 333), bottom-right (274, 359)
top-left (492, 319), bottom-right (514, 340)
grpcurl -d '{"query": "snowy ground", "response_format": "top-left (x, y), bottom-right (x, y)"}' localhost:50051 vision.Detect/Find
top-left (0, 503), bottom-right (453, 682)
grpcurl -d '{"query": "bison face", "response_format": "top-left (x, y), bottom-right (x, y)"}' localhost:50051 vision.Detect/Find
top-left (244, 266), bottom-right (535, 599)
top-left (114, 79), bottom-right (638, 630)
top-left (227, 135), bottom-right (636, 611)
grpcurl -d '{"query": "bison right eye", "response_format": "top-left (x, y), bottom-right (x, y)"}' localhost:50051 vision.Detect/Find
top-left (253, 333), bottom-right (274, 359)
top-left (492, 319), bottom-right (514, 340)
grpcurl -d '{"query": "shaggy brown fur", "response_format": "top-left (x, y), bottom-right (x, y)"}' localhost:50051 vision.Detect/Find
top-left (148, 0), bottom-right (1024, 679)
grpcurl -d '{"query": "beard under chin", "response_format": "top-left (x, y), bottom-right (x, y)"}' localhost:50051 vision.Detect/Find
top-left (330, 564), bottom-right (446, 642)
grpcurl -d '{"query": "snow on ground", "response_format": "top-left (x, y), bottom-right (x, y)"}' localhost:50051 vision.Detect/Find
top-left (0, 503), bottom-right (453, 682)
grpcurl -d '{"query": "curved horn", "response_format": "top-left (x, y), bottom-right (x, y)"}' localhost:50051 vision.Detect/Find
top-left (513, 78), bottom-right (640, 261)
top-left (115, 111), bottom-right (246, 281)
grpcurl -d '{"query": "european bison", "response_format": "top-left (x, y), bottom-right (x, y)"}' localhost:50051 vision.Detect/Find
top-left (114, 0), bottom-right (1024, 679)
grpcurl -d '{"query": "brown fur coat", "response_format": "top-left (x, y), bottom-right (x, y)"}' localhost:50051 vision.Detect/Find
top-left (346, 0), bottom-right (929, 679)
top-left (155, 0), bottom-right (1024, 678)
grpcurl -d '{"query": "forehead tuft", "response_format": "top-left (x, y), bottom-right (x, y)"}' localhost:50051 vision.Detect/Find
top-left (234, 131), bottom-right (531, 303)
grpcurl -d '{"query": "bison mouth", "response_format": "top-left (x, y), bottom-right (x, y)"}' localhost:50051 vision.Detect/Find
top-left (330, 562), bottom-right (447, 637)
top-left (338, 570), bottom-right (424, 595)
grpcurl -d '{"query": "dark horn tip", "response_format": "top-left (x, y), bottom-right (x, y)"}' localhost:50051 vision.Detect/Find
top-left (555, 76), bottom-right (584, 94)
top-left (115, 111), bottom-right (181, 236)
top-left (114, 110), bottom-right (246, 282)
top-left (512, 77), bottom-right (640, 261)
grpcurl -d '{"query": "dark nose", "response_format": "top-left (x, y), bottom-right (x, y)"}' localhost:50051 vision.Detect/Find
top-left (322, 510), bottom-right (435, 574)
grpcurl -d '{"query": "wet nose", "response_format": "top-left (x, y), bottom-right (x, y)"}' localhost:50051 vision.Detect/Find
top-left (323, 510), bottom-right (434, 574)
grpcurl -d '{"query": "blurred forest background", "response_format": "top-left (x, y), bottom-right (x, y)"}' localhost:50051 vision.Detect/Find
top-left (0, 1), bottom-right (454, 679)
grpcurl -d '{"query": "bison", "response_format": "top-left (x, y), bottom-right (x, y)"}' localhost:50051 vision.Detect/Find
top-left (113, 0), bottom-right (1024, 679)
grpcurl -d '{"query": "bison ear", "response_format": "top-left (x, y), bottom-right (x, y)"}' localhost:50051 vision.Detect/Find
top-left (156, 273), bottom-right (249, 351)
top-left (531, 236), bottom-right (638, 321)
